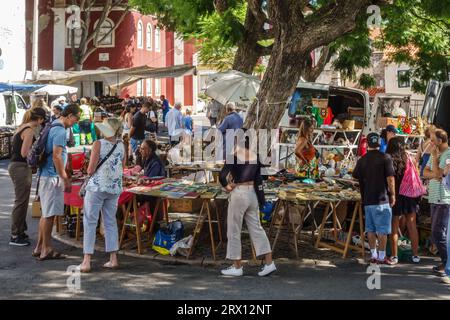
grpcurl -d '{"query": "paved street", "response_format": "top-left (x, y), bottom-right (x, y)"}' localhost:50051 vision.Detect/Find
top-left (1, 159), bottom-right (450, 300)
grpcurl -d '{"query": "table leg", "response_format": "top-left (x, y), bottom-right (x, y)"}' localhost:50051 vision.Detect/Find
top-left (187, 200), bottom-right (206, 259)
top-left (268, 200), bottom-right (281, 238)
top-left (315, 202), bottom-right (331, 248)
top-left (290, 204), bottom-right (299, 259)
top-left (205, 200), bottom-right (217, 260)
top-left (358, 204), bottom-right (365, 259)
top-left (272, 200), bottom-right (287, 254)
top-left (133, 196), bottom-right (142, 254)
top-left (343, 202), bottom-right (359, 258)
top-left (148, 198), bottom-right (162, 242)
top-left (214, 200), bottom-right (223, 246)
top-left (119, 199), bottom-right (133, 249)
top-left (75, 207), bottom-right (81, 242)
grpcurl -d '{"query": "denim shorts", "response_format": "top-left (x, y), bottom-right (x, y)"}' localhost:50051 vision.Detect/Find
top-left (364, 203), bottom-right (392, 235)
top-left (130, 138), bottom-right (143, 153)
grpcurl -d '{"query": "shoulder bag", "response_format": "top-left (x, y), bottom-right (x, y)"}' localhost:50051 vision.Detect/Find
top-left (79, 142), bottom-right (119, 198)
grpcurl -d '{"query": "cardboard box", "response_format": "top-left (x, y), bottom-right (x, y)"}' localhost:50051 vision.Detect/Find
top-left (377, 117), bottom-right (398, 129)
top-left (168, 198), bottom-right (203, 213)
top-left (312, 98), bottom-right (328, 109)
top-left (31, 198), bottom-right (41, 218)
top-left (343, 120), bottom-right (355, 130)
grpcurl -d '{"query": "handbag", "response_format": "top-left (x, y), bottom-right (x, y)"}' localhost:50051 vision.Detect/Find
top-left (399, 155), bottom-right (427, 198)
top-left (79, 142), bottom-right (119, 198)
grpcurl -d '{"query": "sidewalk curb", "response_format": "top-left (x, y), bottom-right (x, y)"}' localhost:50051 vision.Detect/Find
top-left (52, 233), bottom-right (366, 268)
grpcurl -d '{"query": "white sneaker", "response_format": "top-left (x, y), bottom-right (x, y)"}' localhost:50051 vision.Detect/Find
top-left (412, 256), bottom-right (421, 263)
top-left (390, 256), bottom-right (399, 265)
top-left (258, 262), bottom-right (277, 277)
top-left (221, 265), bottom-right (243, 276)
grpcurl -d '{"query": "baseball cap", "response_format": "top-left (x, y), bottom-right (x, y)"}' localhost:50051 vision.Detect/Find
top-left (386, 125), bottom-right (399, 134)
top-left (367, 132), bottom-right (381, 148)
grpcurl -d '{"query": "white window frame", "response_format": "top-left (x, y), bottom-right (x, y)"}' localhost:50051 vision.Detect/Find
top-left (146, 24), bottom-right (152, 51)
top-left (137, 79), bottom-right (143, 96)
top-left (137, 20), bottom-right (144, 49)
top-left (146, 79), bottom-right (152, 96)
top-left (93, 18), bottom-right (115, 48)
top-left (155, 79), bottom-right (161, 96)
top-left (66, 27), bottom-right (82, 48)
top-left (154, 26), bottom-right (160, 52)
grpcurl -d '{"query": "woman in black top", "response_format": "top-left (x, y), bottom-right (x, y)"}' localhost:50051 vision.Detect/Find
top-left (386, 137), bottom-right (420, 264)
top-left (218, 135), bottom-right (276, 277)
top-left (8, 108), bottom-right (46, 246)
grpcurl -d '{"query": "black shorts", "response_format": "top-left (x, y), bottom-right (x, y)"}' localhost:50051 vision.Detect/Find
top-left (392, 195), bottom-right (420, 216)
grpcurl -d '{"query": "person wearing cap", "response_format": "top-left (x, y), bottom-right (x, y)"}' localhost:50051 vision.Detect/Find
top-left (8, 108), bottom-right (46, 247)
top-left (78, 117), bottom-right (125, 273)
top-left (353, 132), bottom-right (396, 265)
top-left (380, 125), bottom-right (398, 153)
top-left (57, 96), bottom-right (68, 110)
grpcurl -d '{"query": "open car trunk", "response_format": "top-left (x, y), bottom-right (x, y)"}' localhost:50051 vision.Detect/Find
top-left (434, 84), bottom-right (450, 135)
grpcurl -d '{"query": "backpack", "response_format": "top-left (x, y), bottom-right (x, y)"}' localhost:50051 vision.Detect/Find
top-left (27, 122), bottom-right (64, 171)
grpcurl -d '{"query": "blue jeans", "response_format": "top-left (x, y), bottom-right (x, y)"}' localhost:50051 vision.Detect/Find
top-left (83, 191), bottom-right (120, 255)
top-left (430, 204), bottom-right (450, 269)
top-left (446, 213), bottom-right (450, 277)
top-left (364, 203), bottom-right (392, 235)
top-left (130, 138), bottom-right (143, 153)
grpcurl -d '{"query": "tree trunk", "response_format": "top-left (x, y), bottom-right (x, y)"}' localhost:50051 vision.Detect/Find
top-left (244, 32), bottom-right (309, 129)
top-left (232, 4), bottom-right (268, 74)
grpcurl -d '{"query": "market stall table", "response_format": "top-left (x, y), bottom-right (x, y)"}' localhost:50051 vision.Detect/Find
top-left (119, 181), bottom-right (226, 259)
top-left (268, 184), bottom-right (365, 259)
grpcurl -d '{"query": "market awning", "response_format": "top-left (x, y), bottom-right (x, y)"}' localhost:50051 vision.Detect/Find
top-left (29, 64), bottom-right (196, 89)
top-left (0, 82), bottom-right (44, 93)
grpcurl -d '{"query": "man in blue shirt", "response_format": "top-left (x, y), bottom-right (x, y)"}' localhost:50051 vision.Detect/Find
top-left (34, 104), bottom-right (81, 261)
top-left (160, 95), bottom-right (170, 127)
top-left (218, 102), bottom-right (243, 161)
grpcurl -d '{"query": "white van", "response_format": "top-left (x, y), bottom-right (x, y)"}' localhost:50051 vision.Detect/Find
top-left (279, 82), bottom-right (371, 135)
top-left (0, 91), bottom-right (28, 127)
top-left (421, 80), bottom-right (450, 135)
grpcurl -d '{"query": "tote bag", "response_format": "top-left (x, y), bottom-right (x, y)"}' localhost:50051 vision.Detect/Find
top-left (399, 156), bottom-right (427, 198)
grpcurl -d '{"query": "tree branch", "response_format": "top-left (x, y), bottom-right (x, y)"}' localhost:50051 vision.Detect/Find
top-left (81, 6), bottom-right (130, 64)
top-left (86, 0), bottom-right (111, 45)
top-left (301, 0), bottom-right (372, 53)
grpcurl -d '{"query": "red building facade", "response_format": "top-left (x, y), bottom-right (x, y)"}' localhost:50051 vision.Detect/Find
top-left (25, 0), bottom-right (195, 106)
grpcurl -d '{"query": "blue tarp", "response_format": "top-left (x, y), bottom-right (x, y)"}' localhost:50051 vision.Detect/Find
top-left (0, 83), bottom-right (44, 93)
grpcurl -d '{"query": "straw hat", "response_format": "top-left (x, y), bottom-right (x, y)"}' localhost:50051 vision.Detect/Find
top-left (95, 118), bottom-right (122, 138)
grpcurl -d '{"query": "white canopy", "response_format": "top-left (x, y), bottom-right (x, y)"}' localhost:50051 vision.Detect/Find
top-left (30, 64), bottom-right (196, 90)
top-left (33, 84), bottom-right (78, 95)
top-left (204, 70), bottom-right (260, 106)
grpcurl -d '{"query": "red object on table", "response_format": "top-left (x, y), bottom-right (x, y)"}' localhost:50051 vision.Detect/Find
top-left (64, 183), bottom-right (83, 208)
top-left (119, 180), bottom-right (164, 206)
top-left (71, 153), bottom-right (86, 171)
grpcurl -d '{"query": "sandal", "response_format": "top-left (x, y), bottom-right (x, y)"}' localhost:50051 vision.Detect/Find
top-left (102, 261), bottom-right (119, 269)
top-left (37, 250), bottom-right (66, 261)
top-left (32, 251), bottom-right (41, 257)
top-left (76, 265), bottom-right (91, 273)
